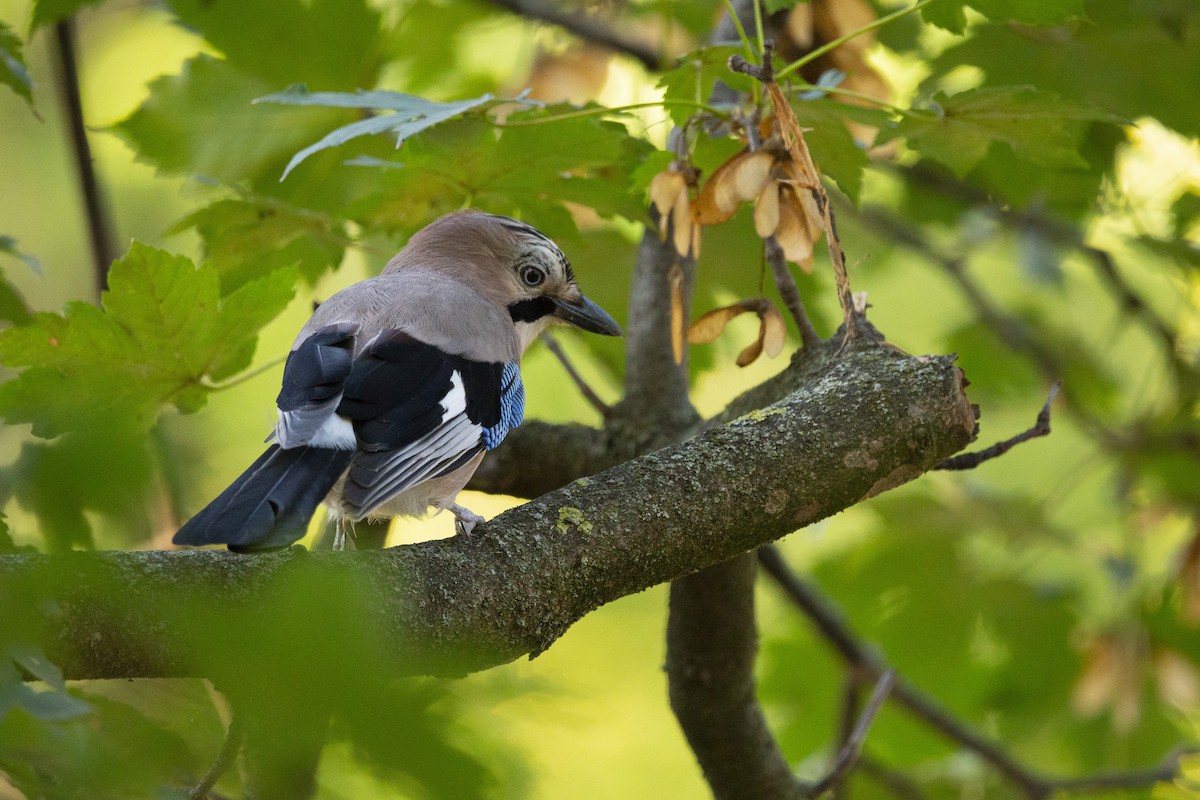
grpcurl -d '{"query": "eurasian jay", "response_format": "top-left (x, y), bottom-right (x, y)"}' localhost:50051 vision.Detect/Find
top-left (173, 211), bottom-right (620, 552)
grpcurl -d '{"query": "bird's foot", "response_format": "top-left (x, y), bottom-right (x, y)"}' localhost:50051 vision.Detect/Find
top-left (332, 517), bottom-right (356, 551)
top-left (449, 504), bottom-right (485, 536)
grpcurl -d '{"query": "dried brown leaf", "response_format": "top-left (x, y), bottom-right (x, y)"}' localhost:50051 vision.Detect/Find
top-left (687, 304), bottom-right (747, 344)
top-left (527, 44), bottom-right (613, 105)
top-left (670, 185), bottom-right (694, 258)
top-left (1155, 649), bottom-right (1200, 708)
top-left (730, 150), bottom-right (774, 203)
top-left (694, 150), bottom-right (775, 225)
top-left (754, 183), bottom-right (781, 238)
top-left (1073, 634), bottom-right (1144, 732)
top-left (735, 332), bottom-right (763, 367)
top-left (774, 188), bottom-right (815, 269)
top-left (761, 303), bottom-right (787, 358)
top-left (797, 185), bottom-right (823, 239)
top-left (786, 3), bottom-right (814, 50)
top-left (650, 171), bottom-right (686, 223)
top-left (693, 157), bottom-right (740, 225)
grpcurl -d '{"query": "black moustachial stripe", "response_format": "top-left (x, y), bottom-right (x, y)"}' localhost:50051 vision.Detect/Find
top-left (508, 296), bottom-right (556, 324)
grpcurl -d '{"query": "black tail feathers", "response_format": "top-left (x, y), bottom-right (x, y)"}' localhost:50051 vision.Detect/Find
top-left (173, 445), bottom-right (353, 551)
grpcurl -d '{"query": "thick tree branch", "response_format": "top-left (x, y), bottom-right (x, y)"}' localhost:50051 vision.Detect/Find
top-left (467, 420), bottom-right (612, 498)
top-left (611, 229), bottom-right (702, 444)
top-left (0, 343), bottom-right (974, 684)
top-left (668, 554), bottom-right (805, 800)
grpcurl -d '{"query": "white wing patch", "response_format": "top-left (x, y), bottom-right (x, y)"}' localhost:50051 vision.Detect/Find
top-left (306, 413), bottom-right (357, 450)
top-left (440, 371), bottom-right (467, 418)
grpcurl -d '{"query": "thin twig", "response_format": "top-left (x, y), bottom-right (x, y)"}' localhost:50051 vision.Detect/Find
top-left (757, 545), bottom-right (1190, 799)
top-left (808, 671), bottom-right (896, 797)
top-left (853, 204), bottom-right (1065, 382)
top-left (936, 383), bottom-right (1058, 470)
top-left (541, 331), bottom-right (612, 418)
top-left (1047, 747), bottom-right (1192, 793)
top-left (53, 17), bottom-right (116, 295)
top-left (830, 677), bottom-right (861, 800)
top-left (766, 235), bottom-right (822, 350)
top-left (486, 0), bottom-right (666, 71)
top-left (188, 709), bottom-right (245, 800)
top-left (856, 755), bottom-right (927, 800)
top-left (898, 164), bottom-right (1182, 370)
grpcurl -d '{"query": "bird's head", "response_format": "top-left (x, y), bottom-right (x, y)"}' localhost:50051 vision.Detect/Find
top-left (386, 211), bottom-right (622, 349)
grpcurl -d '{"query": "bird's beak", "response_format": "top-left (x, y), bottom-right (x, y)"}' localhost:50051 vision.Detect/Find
top-left (552, 294), bottom-right (622, 336)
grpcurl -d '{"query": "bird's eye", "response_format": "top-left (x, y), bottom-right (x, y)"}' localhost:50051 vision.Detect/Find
top-left (520, 265), bottom-right (546, 287)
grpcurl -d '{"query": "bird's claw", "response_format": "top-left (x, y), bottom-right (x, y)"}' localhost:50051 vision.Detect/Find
top-left (450, 504), bottom-right (485, 536)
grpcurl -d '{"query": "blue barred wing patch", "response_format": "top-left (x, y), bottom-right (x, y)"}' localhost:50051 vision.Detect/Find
top-left (482, 361), bottom-right (524, 450)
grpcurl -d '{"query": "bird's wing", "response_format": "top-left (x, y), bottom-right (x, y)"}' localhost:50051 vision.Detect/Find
top-left (274, 321), bottom-right (359, 449)
top-left (334, 328), bottom-right (523, 518)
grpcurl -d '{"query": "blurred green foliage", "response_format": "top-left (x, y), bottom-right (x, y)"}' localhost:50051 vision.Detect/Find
top-left (0, 0), bottom-right (1197, 797)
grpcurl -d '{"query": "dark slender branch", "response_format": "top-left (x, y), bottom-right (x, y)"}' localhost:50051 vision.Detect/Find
top-left (808, 671), bottom-right (895, 798)
top-left (856, 756), bottom-right (926, 800)
top-left (835, 674), bottom-right (863, 755)
top-left (487, 0), bottom-right (666, 71)
top-left (767, 234), bottom-right (822, 350)
top-left (1046, 747), bottom-right (1191, 794)
top-left (899, 164), bottom-right (1182, 369)
top-left (52, 18), bottom-right (115, 294)
top-left (936, 383), bottom-right (1057, 470)
top-left (757, 545), bottom-right (1191, 799)
top-left (188, 709), bottom-right (245, 800)
top-left (855, 205), bottom-right (1058, 372)
top-left (540, 331), bottom-right (612, 418)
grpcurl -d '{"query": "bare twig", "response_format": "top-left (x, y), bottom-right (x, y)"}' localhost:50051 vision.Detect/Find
top-left (936, 383), bottom-right (1058, 470)
top-left (857, 755), bottom-right (927, 800)
top-left (899, 164), bottom-right (1182, 369)
top-left (52, 18), bottom-right (115, 295)
top-left (855, 206), bottom-right (1053, 366)
top-left (188, 709), bottom-right (245, 800)
top-left (668, 555), bottom-right (806, 800)
top-left (808, 670), bottom-right (896, 797)
top-left (486, 0), bottom-right (666, 71)
top-left (766, 236), bottom-right (822, 350)
top-left (540, 331), bottom-right (612, 418)
top-left (757, 545), bottom-right (1190, 799)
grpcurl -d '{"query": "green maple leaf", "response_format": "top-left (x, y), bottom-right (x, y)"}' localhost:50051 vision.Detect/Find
top-left (170, 198), bottom-right (346, 292)
top-left (883, 86), bottom-right (1123, 177)
top-left (0, 243), bottom-right (294, 437)
top-left (113, 55), bottom-right (348, 190)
